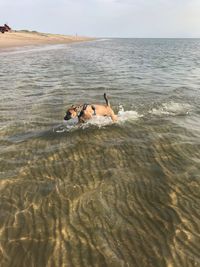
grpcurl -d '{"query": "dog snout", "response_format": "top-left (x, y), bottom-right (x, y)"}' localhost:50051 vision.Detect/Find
top-left (64, 111), bottom-right (72, 121)
top-left (64, 115), bottom-right (70, 120)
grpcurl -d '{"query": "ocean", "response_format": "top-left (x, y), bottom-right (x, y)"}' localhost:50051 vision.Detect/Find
top-left (0, 38), bottom-right (200, 267)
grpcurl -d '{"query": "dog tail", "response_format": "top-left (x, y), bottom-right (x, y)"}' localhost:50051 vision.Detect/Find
top-left (104, 93), bottom-right (110, 107)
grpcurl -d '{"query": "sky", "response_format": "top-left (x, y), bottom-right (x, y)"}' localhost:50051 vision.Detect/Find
top-left (0, 0), bottom-right (200, 38)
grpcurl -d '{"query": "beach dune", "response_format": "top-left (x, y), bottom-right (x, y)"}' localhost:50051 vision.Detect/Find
top-left (0, 31), bottom-right (92, 50)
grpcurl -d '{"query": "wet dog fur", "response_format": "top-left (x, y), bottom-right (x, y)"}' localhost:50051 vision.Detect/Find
top-left (64, 93), bottom-right (117, 123)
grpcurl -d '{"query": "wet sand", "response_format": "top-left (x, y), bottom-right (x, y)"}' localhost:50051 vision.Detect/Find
top-left (0, 31), bottom-right (93, 50)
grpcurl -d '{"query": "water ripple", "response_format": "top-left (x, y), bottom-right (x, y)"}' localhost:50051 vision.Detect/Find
top-left (0, 39), bottom-right (200, 267)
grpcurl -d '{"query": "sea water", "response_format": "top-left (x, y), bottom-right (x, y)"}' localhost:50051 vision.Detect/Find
top-left (0, 39), bottom-right (200, 267)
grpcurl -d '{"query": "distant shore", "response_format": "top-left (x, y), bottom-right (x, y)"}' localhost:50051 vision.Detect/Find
top-left (0, 31), bottom-right (94, 50)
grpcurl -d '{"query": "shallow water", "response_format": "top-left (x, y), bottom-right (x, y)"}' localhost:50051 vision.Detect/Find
top-left (0, 39), bottom-right (200, 267)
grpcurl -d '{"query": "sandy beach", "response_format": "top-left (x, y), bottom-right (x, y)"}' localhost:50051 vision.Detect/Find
top-left (0, 31), bottom-right (93, 50)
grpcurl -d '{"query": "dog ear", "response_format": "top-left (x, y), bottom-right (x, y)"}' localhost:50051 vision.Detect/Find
top-left (71, 105), bottom-right (78, 111)
top-left (83, 104), bottom-right (88, 110)
top-left (74, 105), bottom-right (82, 111)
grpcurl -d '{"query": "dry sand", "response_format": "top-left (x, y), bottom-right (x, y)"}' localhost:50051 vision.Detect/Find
top-left (0, 31), bottom-right (93, 50)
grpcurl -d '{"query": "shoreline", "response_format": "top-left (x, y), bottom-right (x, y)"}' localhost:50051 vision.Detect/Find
top-left (0, 31), bottom-right (94, 51)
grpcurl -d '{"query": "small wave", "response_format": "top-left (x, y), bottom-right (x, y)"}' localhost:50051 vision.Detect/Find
top-left (117, 104), bottom-right (142, 123)
top-left (117, 110), bottom-right (142, 123)
top-left (53, 118), bottom-right (79, 133)
top-left (0, 44), bottom-right (67, 56)
top-left (150, 102), bottom-right (191, 116)
top-left (81, 116), bottom-right (113, 129)
top-left (95, 38), bottom-right (111, 42)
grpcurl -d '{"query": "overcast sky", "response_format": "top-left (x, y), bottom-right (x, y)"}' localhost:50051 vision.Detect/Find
top-left (0, 0), bottom-right (200, 37)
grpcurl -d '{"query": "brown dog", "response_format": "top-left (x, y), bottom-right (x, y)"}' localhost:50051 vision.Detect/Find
top-left (64, 93), bottom-right (117, 123)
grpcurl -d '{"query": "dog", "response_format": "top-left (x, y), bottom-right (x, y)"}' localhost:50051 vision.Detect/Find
top-left (64, 93), bottom-right (117, 123)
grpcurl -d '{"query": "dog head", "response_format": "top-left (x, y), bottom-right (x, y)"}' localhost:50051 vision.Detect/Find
top-left (64, 105), bottom-right (79, 121)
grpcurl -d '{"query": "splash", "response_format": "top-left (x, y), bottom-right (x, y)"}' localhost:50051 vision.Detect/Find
top-left (150, 102), bottom-right (191, 116)
top-left (117, 105), bottom-right (142, 124)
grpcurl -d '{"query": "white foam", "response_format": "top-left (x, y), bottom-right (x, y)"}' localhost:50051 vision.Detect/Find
top-left (53, 118), bottom-right (79, 133)
top-left (150, 102), bottom-right (191, 116)
top-left (81, 116), bottom-right (113, 129)
top-left (95, 38), bottom-right (110, 42)
top-left (117, 110), bottom-right (142, 123)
